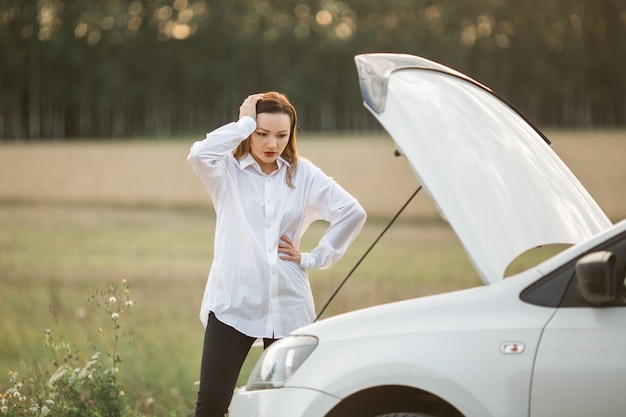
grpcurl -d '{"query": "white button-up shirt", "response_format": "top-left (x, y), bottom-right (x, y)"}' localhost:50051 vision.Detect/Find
top-left (188, 116), bottom-right (366, 338)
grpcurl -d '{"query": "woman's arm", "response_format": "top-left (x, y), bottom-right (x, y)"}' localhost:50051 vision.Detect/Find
top-left (187, 117), bottom-right (255, 171)
top-left (187, 94), bottom-right (263, 177)
top-left (299, 165), bottom-right (367, 270)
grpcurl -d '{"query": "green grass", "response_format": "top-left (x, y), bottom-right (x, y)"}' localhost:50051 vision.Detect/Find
top-left (1, 130), bottom-right (624, 415)
top-left (0, 203), bottom-right (476, 416)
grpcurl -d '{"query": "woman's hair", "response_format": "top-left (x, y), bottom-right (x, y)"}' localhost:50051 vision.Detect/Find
top-left (233, 91), bottom-right (299, 188)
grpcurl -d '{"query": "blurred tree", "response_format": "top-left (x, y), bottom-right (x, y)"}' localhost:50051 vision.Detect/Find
top-left (0, 0), bottom-right (624, 139)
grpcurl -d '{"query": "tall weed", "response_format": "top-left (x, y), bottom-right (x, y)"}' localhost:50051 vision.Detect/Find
top-left (1, 280), bottom-right (139, 417)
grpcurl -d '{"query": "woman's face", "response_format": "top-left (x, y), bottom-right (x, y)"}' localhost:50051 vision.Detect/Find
top-left (250, 112), bottom-right (291, 174)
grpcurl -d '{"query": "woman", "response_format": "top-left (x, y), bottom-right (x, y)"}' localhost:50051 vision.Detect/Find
top-left (187, 92), bottom-right (367, 417)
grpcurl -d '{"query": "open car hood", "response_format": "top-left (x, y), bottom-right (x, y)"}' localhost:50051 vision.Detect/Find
top-left (355, 53), bottom-right (612, 284)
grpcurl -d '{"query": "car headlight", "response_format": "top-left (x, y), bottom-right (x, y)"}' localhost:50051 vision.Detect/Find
top-left (245, 335), bottom-right (318, 390)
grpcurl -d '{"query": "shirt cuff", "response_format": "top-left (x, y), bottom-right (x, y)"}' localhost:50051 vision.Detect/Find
top-left (300, 252), bottom-right (315, 270)
top-left (237, 116), bottom-right (256, 136)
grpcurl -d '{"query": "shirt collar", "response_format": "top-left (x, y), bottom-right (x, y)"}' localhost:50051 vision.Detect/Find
top-left (238, 153), bottom-right (290, 173)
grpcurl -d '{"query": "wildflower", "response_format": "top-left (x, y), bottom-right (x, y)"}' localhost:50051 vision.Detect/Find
top-left (119, 390), bottom-right (125, 397)
top-left (48, 368), bottom-right (68, 385)
top-left (1, 406), bottom-right (7, 413)
top-left (41, 405), bottom-right (50, 416)
top-left (44, 328), bottom-right (51, 335)
top-left (125, 300), bottom-right (134, 307)
top-left (104, 367), bottom-right (119, 376)
top-left (7, 371), bottom-right (12, 377)
top-left (79, 358), bottom-right (98, 379)
top-left (97, 327), bottom-right (103, 333)
top-left (111, 312), bottom-right (120, 320)
top-left (108, 296), bottom-right (117, 304)
top-left (122, 278), bottom-right (127, 284)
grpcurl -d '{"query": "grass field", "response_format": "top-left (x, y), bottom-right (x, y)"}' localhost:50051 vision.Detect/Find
top-left (1, 129), bottom-right (625, 415)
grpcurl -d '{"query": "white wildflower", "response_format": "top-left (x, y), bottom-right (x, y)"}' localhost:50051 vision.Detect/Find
top-left (125, 300), bottom-right (133, 307)
top-left (105, 367), bottom-right (119, 376)
top-left (111, 312), bottom-right (120, 320)
top-left (1, 405), bottom-right (8, 413)
top-left (68, 368), bottom-right (80, 384)
top-left (108, 296), bottom-right (117, 304)
top-left (79, 358), bottom-right (98, 379)
top-left (41, 405), bottom-right (51, 416)
top-left (48, 368), bottom-right (68, 385)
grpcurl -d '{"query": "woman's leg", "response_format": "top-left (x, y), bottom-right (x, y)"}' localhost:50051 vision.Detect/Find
top-left (194, 312), bottom-right (255, 417)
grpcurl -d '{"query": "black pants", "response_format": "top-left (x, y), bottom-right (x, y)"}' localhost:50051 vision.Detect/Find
top-left (194, 312), bottom-right (277, 417)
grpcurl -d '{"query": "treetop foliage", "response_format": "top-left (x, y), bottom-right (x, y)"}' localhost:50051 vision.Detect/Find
top-left (1, 0), bottom-right (625, 139)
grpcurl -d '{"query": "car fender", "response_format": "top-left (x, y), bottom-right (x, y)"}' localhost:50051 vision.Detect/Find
top-left (288, 303), bottom-right (553, 417)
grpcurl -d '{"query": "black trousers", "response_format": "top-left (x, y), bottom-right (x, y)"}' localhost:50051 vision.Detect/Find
top-left (194, 312), bottom-right (277, 417)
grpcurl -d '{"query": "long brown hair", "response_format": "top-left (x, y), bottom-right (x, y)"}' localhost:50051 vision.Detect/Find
top-left (233, 91), bottom-right (299, 188)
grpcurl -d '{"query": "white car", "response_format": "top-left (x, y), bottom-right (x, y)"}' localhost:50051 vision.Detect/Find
top-left (229, 53), bottom-right (626, 417)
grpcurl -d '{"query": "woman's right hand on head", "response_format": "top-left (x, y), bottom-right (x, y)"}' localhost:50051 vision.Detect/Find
top-left (239, 93), bottom-right (264, 120)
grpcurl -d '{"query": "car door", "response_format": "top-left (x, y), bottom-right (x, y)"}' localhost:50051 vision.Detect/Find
top-left (529, 236), bottom-right (626, 416)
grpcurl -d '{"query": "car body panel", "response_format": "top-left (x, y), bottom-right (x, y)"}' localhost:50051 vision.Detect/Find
top-left (530, 294), bottom-right (626, 416)
top-left (284, 274), bottom-right (551, 417)
top-left (231, 272), bottom-right (552, 417)
top-left (355, 53), bottom-right (612, 283)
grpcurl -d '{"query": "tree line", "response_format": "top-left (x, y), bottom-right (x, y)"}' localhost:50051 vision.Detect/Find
top-left (1, 0), bottom-right (625, 139)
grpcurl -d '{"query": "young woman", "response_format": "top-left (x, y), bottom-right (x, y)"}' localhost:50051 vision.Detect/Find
top-left (187, 92), bottom-right (367, 417)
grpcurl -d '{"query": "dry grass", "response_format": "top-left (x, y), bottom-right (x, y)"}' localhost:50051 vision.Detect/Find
top-left (0, 129), bottom-right (624, 414)
top-left (1, 129), bottom-right (624, 219)
top-left (0, 135), bottom-right (424, 219)
top-left (546, 129), bottom-right (626, 221)
top-left (1, 128), bottom-right (624, 322)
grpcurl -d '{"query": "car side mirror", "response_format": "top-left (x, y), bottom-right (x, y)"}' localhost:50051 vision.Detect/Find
top-left (575, 251), bottom-right (617, 306)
